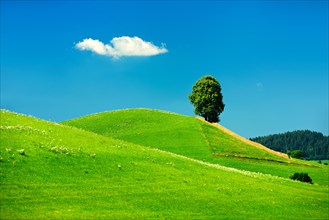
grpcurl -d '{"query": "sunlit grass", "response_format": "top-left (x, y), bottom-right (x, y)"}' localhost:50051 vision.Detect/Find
top-left (1, 109), bottom-right (328, 219)
top-left (64, 108), bottom-right (329, 186)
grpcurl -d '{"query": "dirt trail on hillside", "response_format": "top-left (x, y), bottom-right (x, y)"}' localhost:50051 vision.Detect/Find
top-left (196, 117), bottom-right (289, 159)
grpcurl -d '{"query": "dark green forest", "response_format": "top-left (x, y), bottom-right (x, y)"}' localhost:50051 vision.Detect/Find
top-left (250, 130), bottom-right (329, 160)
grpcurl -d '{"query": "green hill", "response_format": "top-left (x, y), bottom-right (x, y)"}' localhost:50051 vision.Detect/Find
top-left (63, 108), bottom-right (329, 185)
top-left (1, 109), bottom-right (329, 219)
top-left (62, 109), bottom-right (286, 160)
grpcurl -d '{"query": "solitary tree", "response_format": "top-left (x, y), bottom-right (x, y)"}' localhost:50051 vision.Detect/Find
top-left (189, 75), bottom-right (225, 123)
top-left (287, 150), bottom-right (303, 159)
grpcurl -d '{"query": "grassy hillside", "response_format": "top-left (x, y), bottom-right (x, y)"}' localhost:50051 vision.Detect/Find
top-left (63, 108), bottom-right (329, 185)
top-left (62, 109), bottom-right (286, 160)
top-left (1, 109), bottom-right (329, 219)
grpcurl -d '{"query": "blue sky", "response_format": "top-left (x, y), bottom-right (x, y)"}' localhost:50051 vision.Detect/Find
top-left (1, 1), bottom-right (328, 138)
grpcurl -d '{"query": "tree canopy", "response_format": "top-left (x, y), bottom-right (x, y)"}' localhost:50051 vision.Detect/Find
top-left (188, 75), bottom-right (225, 123)
top-left (250, 130), bottom-right (329, 160)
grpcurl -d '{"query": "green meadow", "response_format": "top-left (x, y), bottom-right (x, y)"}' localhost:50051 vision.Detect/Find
top-left (1, 109), bottom-right (329, 219)
top-left (64, 109), bottom-right (329, 186)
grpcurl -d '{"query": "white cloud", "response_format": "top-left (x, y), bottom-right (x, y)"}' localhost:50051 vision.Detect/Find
top-left (75, 36), bottom-right (168, 58)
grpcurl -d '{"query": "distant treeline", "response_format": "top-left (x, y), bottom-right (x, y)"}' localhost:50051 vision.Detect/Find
top-left (250, 130), bottom-right (329, 160)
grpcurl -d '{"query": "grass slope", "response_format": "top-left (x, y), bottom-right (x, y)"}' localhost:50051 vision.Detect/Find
top-left (199, 118), bottom-right (288, 159)
top-left (62, 109), bottom-right (285, 160)
top-left (63, 108), bottom-right (329, 185)
top-left (1, 109), bottom-right (329, 219)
